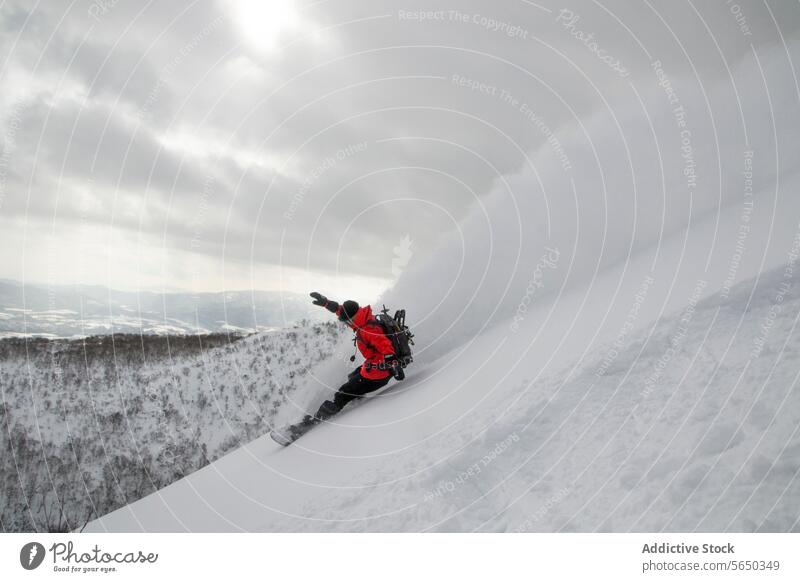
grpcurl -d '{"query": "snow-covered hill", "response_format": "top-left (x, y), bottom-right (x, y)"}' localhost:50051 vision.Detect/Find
top-left (86, 183), bottom-right (800, 531)
top-left (282, 264), bottom-right (800, 532)
top-left (84, 36), bottom-right (800, 534)
top-left (0, 322), bottom-right (344, 531)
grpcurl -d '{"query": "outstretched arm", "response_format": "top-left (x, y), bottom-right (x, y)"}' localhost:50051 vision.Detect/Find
top-left (310, 292), bottom-right (339, 315)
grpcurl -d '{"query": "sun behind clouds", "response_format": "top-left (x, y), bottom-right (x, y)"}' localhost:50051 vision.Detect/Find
top-left (232, 0), bottom-right (301, 52)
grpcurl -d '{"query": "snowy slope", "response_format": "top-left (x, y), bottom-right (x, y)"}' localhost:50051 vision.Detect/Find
top-left (85, 36), bottom-right (800, 531)
top-left (285, 264), bottom-right (800, 532)
top-left (86, 184), bottom-right (800, 532)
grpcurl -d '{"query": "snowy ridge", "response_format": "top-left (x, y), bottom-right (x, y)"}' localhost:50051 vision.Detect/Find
top-left (86, 37), bottom-right (800, 531)
top-left (86, 191), bottom-right (800, 531)
top-left (278, 266), bottom-right (800, 532)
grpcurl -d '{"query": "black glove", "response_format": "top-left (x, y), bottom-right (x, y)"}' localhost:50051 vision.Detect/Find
top-left (310, 292), bottom-right (339, 314)
top-left (385, 355), bottom-right (405, 381)
top-left (392, 364), bottom-right (405, 381)
top-left (310, 292), bottom-right (328, 306)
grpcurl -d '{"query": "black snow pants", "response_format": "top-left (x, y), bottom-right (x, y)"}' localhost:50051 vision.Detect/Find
top-left (314, 367), bottom-right (391, 421)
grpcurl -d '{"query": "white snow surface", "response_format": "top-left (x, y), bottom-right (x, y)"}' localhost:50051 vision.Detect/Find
top-left (87, 39), bottom-right (800, 530)
top-left (87, 181), bottom-right (800, 531)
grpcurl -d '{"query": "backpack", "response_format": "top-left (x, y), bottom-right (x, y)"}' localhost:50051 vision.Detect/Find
top-left (371, 305), bottom-right (414, 368)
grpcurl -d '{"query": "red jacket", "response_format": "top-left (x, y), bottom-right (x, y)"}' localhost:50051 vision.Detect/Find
top-left (338, 304), bottom-right (395, 379)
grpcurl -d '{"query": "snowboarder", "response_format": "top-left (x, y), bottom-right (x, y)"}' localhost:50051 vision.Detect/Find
top-left (271, 292), bottom-right (403, 445)
top-left (309, 291), bottom-right (402, 419)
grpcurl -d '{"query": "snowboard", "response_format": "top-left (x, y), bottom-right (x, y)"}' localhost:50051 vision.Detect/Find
top-left (270, 416), bottom-right (319, 446)
top-left (269, 380), bottom-right (405, 446)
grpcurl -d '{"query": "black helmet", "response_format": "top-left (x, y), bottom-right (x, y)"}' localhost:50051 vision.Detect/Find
top-left (338, 300), bottom-right (359, 323)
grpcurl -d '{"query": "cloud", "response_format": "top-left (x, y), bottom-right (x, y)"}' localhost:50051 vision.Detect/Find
top-left (1, 0), bottom-right (798, 295)
top-left (384, 37), bottom-right (800, 360)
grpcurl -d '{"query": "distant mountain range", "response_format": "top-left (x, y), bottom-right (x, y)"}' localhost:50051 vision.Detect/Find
top-left (0, 279), bottom-right (319, 338)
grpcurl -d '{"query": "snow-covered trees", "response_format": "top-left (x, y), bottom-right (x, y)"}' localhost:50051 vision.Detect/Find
top-left (0, 321), bottom-right (344, 531)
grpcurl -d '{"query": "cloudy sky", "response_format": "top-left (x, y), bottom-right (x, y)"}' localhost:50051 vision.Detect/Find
top-left (1, 0), bottom-right (798, 301)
